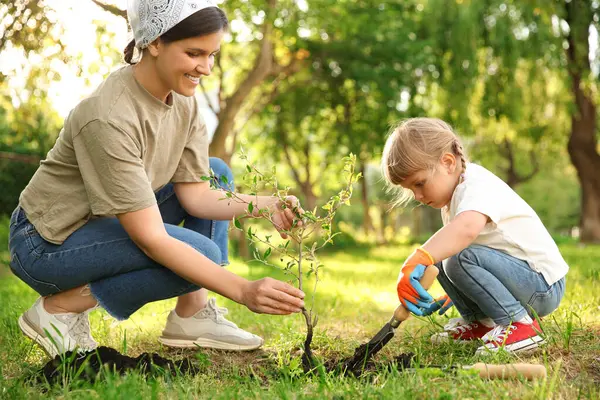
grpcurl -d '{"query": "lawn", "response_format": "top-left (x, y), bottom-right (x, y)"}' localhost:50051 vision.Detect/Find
top-left (1, 225), bottom-right (599, 398)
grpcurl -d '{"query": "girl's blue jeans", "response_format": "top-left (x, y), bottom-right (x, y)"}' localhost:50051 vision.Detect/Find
top-left (8, 157), bottom-right (233, 320)
top-left (438, 244), bottom-right (566, 325)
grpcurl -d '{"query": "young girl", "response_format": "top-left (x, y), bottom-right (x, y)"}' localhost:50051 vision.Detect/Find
top-left (8, 0), bottom-right (305, 358)
top-left (382, 118), bottom-right (568, 355)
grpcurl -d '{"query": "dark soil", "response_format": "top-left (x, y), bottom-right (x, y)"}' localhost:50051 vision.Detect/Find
top-left (332, 342), bottom-right (415, 377)
top-left (38, 346), bottom-right (198, 385)
top-left (38, 345), bottom-right (416, 385)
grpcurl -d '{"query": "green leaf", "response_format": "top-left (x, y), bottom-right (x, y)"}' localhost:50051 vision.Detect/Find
top-left (247, 227), bottom-right (253, 239)
top-left (233, 217), bottom-right (242, 229)
top-left (264, 248), bottom-right (272, 259)
top-left (248, 202), bottom-right (254, 215)
top-left (246, 165), bottom-right (252, 173)
top-left (200, 176), bottom-right (211, 181)
top-left (221, 175), bottom-right (229, 184)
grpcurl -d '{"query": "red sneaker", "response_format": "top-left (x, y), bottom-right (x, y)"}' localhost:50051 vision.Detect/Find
top-left (431, 318), bottom-right (493, 343)
top-left (476, 320), bottom-right (544, 355)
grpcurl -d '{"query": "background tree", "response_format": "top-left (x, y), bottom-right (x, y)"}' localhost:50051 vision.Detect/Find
top-left (420, 0), bottom-right (599, 242)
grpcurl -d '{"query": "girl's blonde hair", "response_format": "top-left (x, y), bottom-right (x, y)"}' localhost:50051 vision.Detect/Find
top-left (381, 117), bottom-right (468, 202)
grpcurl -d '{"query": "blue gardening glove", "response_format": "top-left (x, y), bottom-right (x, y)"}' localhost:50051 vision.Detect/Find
top-left (421, 294), bottom-right (454, 316)
top-left (397, 263), bottom-right (435, 316)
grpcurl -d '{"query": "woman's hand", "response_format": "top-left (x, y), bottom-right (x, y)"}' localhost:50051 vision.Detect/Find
top-left (240, 277), bottom-right (305, 315)
top-left (267, 196), bottom-right (305, 239)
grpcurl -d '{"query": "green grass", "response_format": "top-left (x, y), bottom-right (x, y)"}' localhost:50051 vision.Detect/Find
top-left (1, 235), bottom-right (599, 399)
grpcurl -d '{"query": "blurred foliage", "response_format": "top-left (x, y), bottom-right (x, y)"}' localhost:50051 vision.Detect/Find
top-left (0, 0), bottom-right (596, 239)
top-left (0, 0), bottom-right (58, 54)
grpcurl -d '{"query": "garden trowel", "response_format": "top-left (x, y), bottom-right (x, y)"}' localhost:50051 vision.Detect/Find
top-left (342, 265), bottom-right (439, 375)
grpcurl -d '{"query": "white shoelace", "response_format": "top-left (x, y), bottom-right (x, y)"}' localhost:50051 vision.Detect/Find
top-left (57, 311), bottom-right (97, 351)
top-left (200, 298), bottom-right (237, 328)
top-left (481, 324), bottom-right (516, 344)
top-left (443, 317), bottom-right (469, 331)
top-left (206, 298), bottom-right (228, 316)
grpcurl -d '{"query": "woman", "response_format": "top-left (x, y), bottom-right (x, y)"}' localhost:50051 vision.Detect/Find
top-left (8, 0), bottom-right (305, 357)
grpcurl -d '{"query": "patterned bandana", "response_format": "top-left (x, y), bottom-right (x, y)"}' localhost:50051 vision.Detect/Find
top-left (127, 0), bottom-right (219, 49)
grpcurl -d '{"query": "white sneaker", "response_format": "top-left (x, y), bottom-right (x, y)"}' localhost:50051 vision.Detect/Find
top-left (159, 298), bottom-right (263, 351)
top-left (18, 297), bottom-right (98, 357)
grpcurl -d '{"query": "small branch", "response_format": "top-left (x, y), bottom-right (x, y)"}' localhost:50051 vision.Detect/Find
top-left (310, 258), bottom-right (319, 315)
top-left (297, 241), bottom-right (303, 293)
top-left (249, 257), bottom-right (299, 281)
top-left (250, 233), bottom-right (300, 265)
top-left (90, 0), bottom-right (127, 19)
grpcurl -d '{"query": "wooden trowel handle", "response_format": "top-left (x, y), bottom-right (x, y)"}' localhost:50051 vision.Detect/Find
top-left (470, 363), bottom-right (547, 380)
top-left (393, 265), bottom-right (439, 322)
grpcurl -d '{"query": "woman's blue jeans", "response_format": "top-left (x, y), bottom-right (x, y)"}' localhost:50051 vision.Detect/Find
top-left (8, 157), bottom-right (233, 320)
top-left (438, 244), bottom-right (566, 325)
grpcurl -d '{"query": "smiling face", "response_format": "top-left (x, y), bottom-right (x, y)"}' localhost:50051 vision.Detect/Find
top-left (147, 30), bottom-right (224, 98)
top-left (399, 153), bottom-right (461, 209)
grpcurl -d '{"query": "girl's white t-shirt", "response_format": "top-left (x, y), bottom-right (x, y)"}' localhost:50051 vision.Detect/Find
top-left (441, 163), bottom-right (569, 286)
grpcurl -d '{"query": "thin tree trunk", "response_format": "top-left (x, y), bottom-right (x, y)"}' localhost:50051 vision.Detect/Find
top-left (302, 184), bottom-right (317, 212)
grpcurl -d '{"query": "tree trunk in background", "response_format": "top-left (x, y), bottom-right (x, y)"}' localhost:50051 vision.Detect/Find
top-left (208, 1), bottom-right (277, 159)
top-left (359, 162), bottom-right (373, 236)
top-left (565, 1), bottom-right (600, 243)
top-left (303, 183), bottom-right (317, 212)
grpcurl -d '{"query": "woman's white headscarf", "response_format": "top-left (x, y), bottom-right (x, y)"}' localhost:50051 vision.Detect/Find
top-left (127, 0), bottom-right (220, 49)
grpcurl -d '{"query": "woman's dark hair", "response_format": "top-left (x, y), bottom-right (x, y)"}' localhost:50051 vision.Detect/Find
top-left (124, 7), bottom-right (229, 64)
